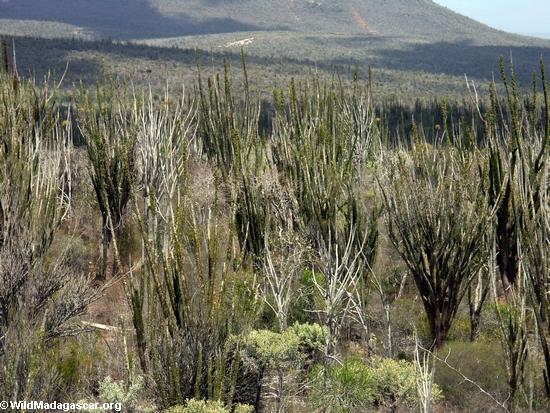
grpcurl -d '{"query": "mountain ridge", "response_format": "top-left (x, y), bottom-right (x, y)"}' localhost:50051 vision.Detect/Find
top-left (0, 0), bottom-right (548, 45)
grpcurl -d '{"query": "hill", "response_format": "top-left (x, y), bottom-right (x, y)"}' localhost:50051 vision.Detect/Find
top-left (1, 0), bottom-right (549, 94)
top-left (0, 0), bottom-right (543, 43)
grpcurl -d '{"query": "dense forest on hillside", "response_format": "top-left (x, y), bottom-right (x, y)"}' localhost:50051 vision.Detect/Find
top-left (2, 0), bottom-right (550, 98)
top-left (0, 32), bottom-right (548, 413)
top-left (2, 33), bottom-right (548, 103)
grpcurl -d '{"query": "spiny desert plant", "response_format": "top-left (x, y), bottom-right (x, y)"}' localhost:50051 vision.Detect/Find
top-left (196, 60), bottom-right (280, 263)
top-left (79, 80), bottom-right (136, 279)
top-left (312, 228), bottom-right (365, 362)
top-left (134, 86), bottom-right (195, 247)
top-left (515, 63), bottom-right (550, 402)
top-left (272, 77), bottom-right (379, 255)
top-left (0, 72), bottom-right (97, 400)
top-left (263, 232), bottom-right (309, 332)
top-left (196, 58), bottom-right (261, 179)
top-left (1, 36), bottom-right (8, 74)
top-left (477, 59), bottom-right (549, 409)
top-left (130, 164), bottom-right (261, 408)
top-left (380, 142), bottom-right (493, 349)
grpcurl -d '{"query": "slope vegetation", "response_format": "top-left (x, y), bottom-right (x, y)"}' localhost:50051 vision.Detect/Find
top-left (0, 0), bottom-right (545, 44)
top-left (1, 0), bottom-right (549, 93)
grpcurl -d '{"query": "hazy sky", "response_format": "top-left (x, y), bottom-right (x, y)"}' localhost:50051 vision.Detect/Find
top-left (434, 0), bottom-right (550, 37)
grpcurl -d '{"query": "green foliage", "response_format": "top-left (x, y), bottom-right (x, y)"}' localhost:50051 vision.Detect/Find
top-left (380, 143), bottom-right (492, 348)
top-left (481, 59), bottom-right (549, 407)
top-left (309, 357), bottom-right (441, 412)
top-left (0, 70), bottom-right (97, 401)
top-left (55, 336), bottom-right (101, 392)
top-left (369, 357), bottom-right (441, 410)
top-left (241, 325), bottom-right (324, 411)
top-left (309, 358), bottom-right (375, 413)
top-left (79, 79), bottom-right (136, 278)
top-left (79, 82), bottom-right (135, 234)
top-left (130, 157), bottom-right (261, 407)
top-left (93, 375), bottom-right (144, 410)
top-left (196, 59), bottom-right (277, 262)
top-left (1, 38), bottom-right (550, 413)
top-left (288, 322), bottom-right (327, 353)
top-left (165, 399), bottom-right (253, 413)
top-left (196, 59), bottom-right (260, 176)
top-left (243, 329), bottom-right (302, 369)
top-left (273, 77), bottom-right (380, 254)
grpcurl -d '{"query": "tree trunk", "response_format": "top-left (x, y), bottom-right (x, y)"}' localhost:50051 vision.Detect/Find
top-left (426, 305), bottom-right (451, 350)
top-left (99, 225), bottom-right (109, 281)
top-left (469, 311), bottom-right (481, 342)
top-left (325, 308), bottom-right (337, 363)
top-left (276, 369), bottom-right (285, 413)
top-left (254, 365), bottom-right (265, 413)
top-left (384, 302), bottom-right (393, 358)
top-left (495, 189), bottom-right (519, 294)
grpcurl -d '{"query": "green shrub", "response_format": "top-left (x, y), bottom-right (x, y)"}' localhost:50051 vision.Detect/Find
top-left (96, 375), bottom-right (144, 409)
top-left (288, 322), bottom-right (327, 353)
top-left (309, 358), bottom-right (375, 413)
top-left (309, 357), bottom-right (441, 412)
top-left (233, 404), bottom-right (254, 413)
top-left (243, 329), bottom-right (302, 368)
top-left (165, 400), bottom-right (225, 413)
top-left (54, 336), bottom-right (101, 394)
top-left (165, 399), bottom-right (253, 413)
top-left (369, 357), bottom-right (441, 410)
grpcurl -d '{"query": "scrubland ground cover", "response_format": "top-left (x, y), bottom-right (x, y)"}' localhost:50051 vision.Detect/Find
top-left (0, 38), bottom-right (548, 412)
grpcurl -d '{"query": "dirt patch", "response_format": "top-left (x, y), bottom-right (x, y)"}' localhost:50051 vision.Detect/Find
top-left (352, 9), bottom-right (377, 34)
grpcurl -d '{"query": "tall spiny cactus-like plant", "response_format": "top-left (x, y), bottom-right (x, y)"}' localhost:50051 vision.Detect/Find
top-left (312, 228), bottom-right (365, 362)
top-left (196, 57), bottom-right (261, 179)
top-left (519, 61), bottom-right (549, 403)
top-left (526, 60), bottom-right (550, 400)
top-left (134, 86), bottom-right (195, 248)
top-left (268, 76), bottom-right (381, 362)
top-left (475, 59), bottom-right (549, 409)
top-left (196, 57), bottom-right (275, 263)
top-left (0, 71), bottom-right (97, 400)
top-left (132, 192), bottom-right (261, 408)
top-left (1, 36), bottom-right (9, 74)
top-left (492, 59), bottom-right (550, 404)
top-left (380, 142), bottom-right (492, 349)
top-left (272, 76), bottom-right (380, 260)
top-left (130, 122), bottom-right (261, 408)
top-left (79, 80), bottom-right (136, 279)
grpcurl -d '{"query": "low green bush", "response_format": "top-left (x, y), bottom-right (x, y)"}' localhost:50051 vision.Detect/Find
top-left (243, 329), bottom-right (302, 368)
top-left (309, 358), bottom-right (375, 413)
top-left (96, 375), bottom-right (144, 410)
top-left (289, 322), bottom-right (326, 353)
top-left (308, 357), bottom-right (441, 412)
top-left (369, 357), bottom-right (441, 410)
top-left (165, 399), bottom-right (253, 413)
